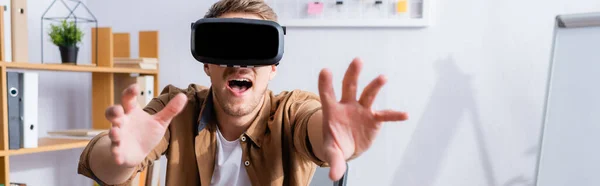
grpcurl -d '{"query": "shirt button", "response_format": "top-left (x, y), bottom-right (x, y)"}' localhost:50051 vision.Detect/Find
top-left (241, 136), bottom-right (246, 142)
top-left (244, 161), bottom-right (250, 166)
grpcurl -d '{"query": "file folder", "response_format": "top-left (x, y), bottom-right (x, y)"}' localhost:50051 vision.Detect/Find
top-left (113, 73), bottom-right (138, 106)
top-left (114, 74), bottom-right (155, 108)
top-left (19, 72), bottom-right (37, 148)
top-left (6, 71), bottom-right (20, 149)
top-left (137, 75), bottom-right (154, 107)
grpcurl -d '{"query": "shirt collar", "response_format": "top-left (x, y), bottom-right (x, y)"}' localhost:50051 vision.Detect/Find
top-left (196, 87), bottom-right (216, 133)
top-left (196, 87), bottom-right (272, 148)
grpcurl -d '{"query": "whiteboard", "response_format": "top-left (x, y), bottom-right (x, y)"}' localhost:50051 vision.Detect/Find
top-left (264, 0), bottom-right (432, 27)
top-left (535, 12), bottom-right (600, 186)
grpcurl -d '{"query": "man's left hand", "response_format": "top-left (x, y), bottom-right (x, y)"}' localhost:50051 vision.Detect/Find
top-left (318, 57), bottom-right (409, 181)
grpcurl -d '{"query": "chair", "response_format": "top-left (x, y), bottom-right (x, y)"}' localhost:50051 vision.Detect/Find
top-left (333, 163), bottom-right (348, 186)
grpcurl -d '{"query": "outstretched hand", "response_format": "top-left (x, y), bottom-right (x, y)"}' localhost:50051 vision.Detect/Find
top-left (318, 58), bottom-right (409, 181)
top-left (105, 84), bottom-right (188, 167)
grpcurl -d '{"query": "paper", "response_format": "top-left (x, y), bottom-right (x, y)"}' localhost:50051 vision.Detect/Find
top-left (307, 2), bottom-right (323, 15)
top-left (396, 0), bottom-right (407, 13)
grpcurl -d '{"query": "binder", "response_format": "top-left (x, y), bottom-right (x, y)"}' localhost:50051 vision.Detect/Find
top-left (114, 74), bottom-right (154, 108)
top-left (10, 0), bottom-right (27, 62)
top-left (136, 75), bottom-right (146, 107)
top-left (113, 73), bottom-right (138, 106)
top-left (137, 75), bottom-right (154, 107)
top-left (6, 71), bottom-right (20, 149)
top-left (19, 72), bottom-right (37, 148)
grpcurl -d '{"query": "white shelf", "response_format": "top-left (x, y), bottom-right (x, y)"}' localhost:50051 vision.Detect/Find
top-left (280, 18), bottom-right (429, 28)
top-left (267, 0), bottom-right (433, 28)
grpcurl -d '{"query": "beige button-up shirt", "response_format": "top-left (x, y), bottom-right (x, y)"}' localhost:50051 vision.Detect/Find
top-left (78, 84), bottom-right (327, 185)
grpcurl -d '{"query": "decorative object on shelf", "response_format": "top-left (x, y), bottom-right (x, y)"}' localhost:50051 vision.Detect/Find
top-left (48, 20), bottom-right (84, 63)
top-left (41, 0), bottom-right (97, 64)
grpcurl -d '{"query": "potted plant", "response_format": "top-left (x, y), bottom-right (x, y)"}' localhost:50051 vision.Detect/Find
top-left (48, 20), bottom-right (84, 63)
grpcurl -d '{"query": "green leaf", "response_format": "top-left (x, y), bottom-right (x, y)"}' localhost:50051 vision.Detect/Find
top-left (48, 20), bottom-right (84, 47)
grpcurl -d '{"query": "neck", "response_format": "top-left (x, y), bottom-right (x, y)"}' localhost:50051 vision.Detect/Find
top-left (213, 95), bottom-right (264, 141)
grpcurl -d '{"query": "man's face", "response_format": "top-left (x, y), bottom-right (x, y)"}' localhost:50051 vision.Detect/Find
top-left (204, 12), bottom-right (277, 117)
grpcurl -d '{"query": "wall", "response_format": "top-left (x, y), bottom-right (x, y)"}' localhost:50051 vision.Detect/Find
top-left (10, 0), bottom-right (596, 185)
top-left (8, 0), bottom-right (95, 185)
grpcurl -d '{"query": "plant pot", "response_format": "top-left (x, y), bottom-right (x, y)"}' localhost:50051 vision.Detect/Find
top-left (59, 45), bottom-right (79, 63)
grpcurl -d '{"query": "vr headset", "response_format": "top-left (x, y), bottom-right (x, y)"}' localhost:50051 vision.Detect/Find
top-left (190, 18), bottom-right (286, 67)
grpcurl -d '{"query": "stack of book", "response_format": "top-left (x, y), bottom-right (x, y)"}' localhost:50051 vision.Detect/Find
top-left (113, 57), bottom-right (158, 70)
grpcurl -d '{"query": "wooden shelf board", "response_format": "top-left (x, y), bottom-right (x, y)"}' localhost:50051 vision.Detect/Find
top-left (0, 62), bottom-right (158, 74)
top-left (5, 137), bottom-right (90, 156)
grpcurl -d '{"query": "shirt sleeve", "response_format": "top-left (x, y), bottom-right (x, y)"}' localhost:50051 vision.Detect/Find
top-left (287, 90), bottom-right (329, 167)
top-left (77, 84), bottom-right (181, 185)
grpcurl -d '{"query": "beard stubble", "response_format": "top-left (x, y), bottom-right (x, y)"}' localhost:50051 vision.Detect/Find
top-left (214, 67), bottom-right (266, 117)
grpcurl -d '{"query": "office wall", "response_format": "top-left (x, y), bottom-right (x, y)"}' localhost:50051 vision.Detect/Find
top-left (9, 0), bottom-right (596, 185)
top-left (8, 0), bottom-right (95, 185)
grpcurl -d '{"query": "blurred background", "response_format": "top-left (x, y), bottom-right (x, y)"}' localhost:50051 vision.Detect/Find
top-left (5, 0), bottom-right (600, 185)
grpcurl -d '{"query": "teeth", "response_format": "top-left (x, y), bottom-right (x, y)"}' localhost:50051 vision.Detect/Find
top-left (232, 79), bottom-right (250, 82)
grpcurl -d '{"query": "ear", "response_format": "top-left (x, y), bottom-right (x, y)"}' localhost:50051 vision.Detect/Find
top-left (204, 64), bottom-right (210, 76)
top-left (269, 65), bottom-right (277, 80)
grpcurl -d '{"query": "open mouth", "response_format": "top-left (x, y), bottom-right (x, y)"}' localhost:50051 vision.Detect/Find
top-left (228, 79), bottom-right (253, 94)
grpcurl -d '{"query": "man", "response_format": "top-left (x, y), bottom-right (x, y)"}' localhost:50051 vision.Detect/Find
top-left (77, 0), bottom-right (408, 185)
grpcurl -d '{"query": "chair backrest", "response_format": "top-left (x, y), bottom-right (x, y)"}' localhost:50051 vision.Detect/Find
top-left (333, 163), bottom-right (348, 186)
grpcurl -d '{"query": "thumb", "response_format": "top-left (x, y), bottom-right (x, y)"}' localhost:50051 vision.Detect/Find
top-left (153, 93), bottom-right (188, 126)
top-left (326, 144), bottom-right (347, 181)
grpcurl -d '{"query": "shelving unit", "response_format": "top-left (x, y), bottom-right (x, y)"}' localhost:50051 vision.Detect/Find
top-left (5, 138), bottom-right (90, 156)
top-left (0, 15), bottom-right (161, 185)
top-left (1, 62), bottom-right (158, 74)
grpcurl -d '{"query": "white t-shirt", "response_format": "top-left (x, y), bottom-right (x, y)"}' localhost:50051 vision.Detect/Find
top-left (210, 127), bottom-right (252, 186)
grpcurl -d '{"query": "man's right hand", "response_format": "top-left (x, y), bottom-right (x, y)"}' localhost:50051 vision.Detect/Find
top-left (104, 84), bottom-right (187, 168)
